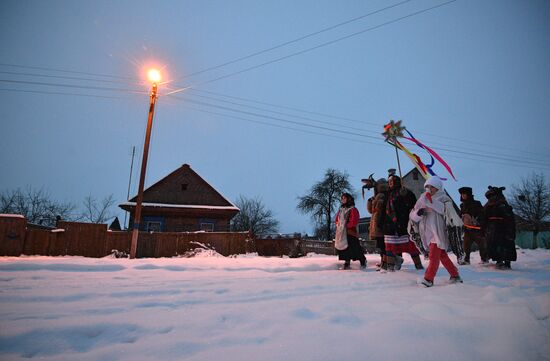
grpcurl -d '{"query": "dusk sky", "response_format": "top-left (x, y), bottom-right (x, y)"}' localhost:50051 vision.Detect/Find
top-left (1, 0), bottom-right (549, 234)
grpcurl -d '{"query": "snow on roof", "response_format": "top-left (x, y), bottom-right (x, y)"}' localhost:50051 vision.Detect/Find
top-left (0, 214), bottom-right (25, 219)
top-left (120, 202), bottom-right (240, 211)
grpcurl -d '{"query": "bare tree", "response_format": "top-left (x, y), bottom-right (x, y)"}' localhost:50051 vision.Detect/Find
top-left (80, 194), bottom-right (116, 224)
top-left (0, 187), bottom-right (76, 226)
top-left (296, 168), bottom-right (354, 241)
top-left (510, 173), bottom-right (550, 248)
top-left (230, 195), bottom-right (279, 236)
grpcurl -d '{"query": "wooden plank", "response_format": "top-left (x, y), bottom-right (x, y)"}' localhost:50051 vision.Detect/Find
top-left (0, 215), bottom-right (26, 256)
top-left (23, 229), bottom-right (51, 255)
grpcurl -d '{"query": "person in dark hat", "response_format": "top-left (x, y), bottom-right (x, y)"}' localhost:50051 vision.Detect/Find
top-left (458, 187), bottom-right (488, 265)
top-left (483, 186), bottom-right (517, 269)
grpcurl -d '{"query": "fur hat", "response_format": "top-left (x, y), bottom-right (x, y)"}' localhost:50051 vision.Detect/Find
top-left (458, 187), bottom-right (473, 196)
top-left (424, 176), bottom-right (443, 190)
top-left (485, 186), bottom-right (505, 199)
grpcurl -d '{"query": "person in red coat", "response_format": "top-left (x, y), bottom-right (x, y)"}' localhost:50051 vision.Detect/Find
top-left (335, 193), bottom-right (366, 270)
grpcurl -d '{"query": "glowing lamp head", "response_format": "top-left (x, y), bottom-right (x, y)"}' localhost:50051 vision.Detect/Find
top-left (147, 69), bottom-right (161, 83)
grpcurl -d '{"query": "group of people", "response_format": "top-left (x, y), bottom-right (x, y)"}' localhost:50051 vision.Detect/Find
top-left (334, 172), bottom-right (517, 287)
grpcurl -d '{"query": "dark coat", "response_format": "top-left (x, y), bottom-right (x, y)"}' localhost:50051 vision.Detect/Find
top-left (460, 198), bottom-right (485, 232)
top-left (379, 187), bottom-right (417, 237)
top-left (484, 197), bottom-right (517, 262)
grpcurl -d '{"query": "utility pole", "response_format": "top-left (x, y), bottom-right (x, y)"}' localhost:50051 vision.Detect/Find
top-left (130, 69), bottom-right (160, 259)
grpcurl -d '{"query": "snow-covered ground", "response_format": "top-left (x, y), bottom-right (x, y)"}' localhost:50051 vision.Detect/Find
top-left (1, 250), bottom-right (549, 361)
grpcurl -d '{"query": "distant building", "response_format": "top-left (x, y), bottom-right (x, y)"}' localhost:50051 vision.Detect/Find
top-left (120, 164), bottom-right (239, 232)
top-left (357, 216), bottom-right (371, 240)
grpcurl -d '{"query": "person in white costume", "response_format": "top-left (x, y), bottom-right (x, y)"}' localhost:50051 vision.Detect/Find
top-left (409, 177), bottom-right (463, 287)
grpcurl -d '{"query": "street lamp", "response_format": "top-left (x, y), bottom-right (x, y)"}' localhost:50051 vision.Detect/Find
top-left (130, 69), bottom-right (161, 259)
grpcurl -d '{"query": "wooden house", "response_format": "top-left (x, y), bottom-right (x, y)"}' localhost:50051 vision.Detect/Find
top-left (119, 164), bottom-right (239, 232)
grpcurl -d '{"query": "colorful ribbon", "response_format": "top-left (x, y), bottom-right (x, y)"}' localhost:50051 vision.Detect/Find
top-left (383, 122), bottom-right (456, 181)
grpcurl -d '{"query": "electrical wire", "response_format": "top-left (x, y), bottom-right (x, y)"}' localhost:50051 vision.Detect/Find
top-left (0, 70), bottom-right (142, 86)
top-left (171, 91), bottom-right (550, 166)
top-left (0, 79), bottom-right (147, 94)
top-left (171, 94), bottom-right (379, 140)
top-left (0, 62), bottom-right (136, 81)
top-left (170, 0), bottom-right (414, 82)
top-left (3, 69), bottom-right (547, 168)
top-left (2, 0), bottom-right (547, 169)
top-left (178, 88), bottom-right (550, 161)
top-left (166, 0), bottom-right (458, 95)
top-left (179, 102), bottom-right (550, 171)
top-left (0, 87), bottom-right (130, 100)
top-left (168, 95), bottom-right (550, 169)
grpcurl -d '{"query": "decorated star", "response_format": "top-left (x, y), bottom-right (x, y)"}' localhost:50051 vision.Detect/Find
top-left (382, 120), bottom-right (405, 142)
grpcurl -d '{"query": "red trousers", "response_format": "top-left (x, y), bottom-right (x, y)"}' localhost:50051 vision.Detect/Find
top-left (425, 243), bottom-right (459, 282)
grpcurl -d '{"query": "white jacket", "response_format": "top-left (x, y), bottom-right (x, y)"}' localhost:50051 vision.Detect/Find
top-left (409, 189), bottom-right (452, 250)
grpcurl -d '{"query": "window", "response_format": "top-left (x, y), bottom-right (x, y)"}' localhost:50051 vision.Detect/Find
top-left (200, 223), bottom-right (214, 232)
top-left (146, 221), bottom-right (162, 232)
top-left (181, 184), bottom-right (188, 191)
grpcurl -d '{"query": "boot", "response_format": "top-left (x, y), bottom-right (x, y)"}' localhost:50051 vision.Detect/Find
top-left (504, 261), bottom-right (511, 269)
top-left (449, 275), bottom-right (463, 284)
top-left (421, 278), bottom-right (434, 287)
top-left (376, 255), bottom-right (384, 268)
top-left (458, 255), bottom-right (470, 265)
top-left (412, 254), bottom-right (424, 270)
top-left (386, 255), bottom-right (395, 272)
top-left (394, 255), bottom-right (404, 271)
top-left (376, 255), bottom-right (387, 271)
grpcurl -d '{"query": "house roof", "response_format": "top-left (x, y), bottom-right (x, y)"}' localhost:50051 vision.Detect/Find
top-left (119, 202), bottom-right (239, 211)
top-left (124, 164), bottom-right (238, 209)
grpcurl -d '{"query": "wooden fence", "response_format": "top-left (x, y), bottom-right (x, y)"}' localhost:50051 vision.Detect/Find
top-left (0, 216), bottom-right (252, 258)
top-left (253, 238), bottom-right (376, 257)
top-left (0, 215), bottom-right (377, 258)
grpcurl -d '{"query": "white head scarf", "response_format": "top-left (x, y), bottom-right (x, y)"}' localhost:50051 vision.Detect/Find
top-left (424, 176), bottom-right (443, 191)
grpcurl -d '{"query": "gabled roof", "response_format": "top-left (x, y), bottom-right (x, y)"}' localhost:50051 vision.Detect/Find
top-left (126, 164), bottom-right (237, 208)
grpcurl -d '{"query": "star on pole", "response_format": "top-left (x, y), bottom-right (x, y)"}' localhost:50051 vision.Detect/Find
top-left (382, 120), bottom-right (405, 142)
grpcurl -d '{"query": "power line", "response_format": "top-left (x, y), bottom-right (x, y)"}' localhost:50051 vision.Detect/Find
top-left (179, 103), bottom-right (390, 146)
top-left (179, 102), bottom-right (550, 172)
top-left (0, 87), bottom-right (129, 100)
top-left (176, 91), bottom-right (374, 134)
top-left (0, 79), bottom-right (147, 94)
top-left (169, 95), bottom-right (550, 169)
top-left (178, 88), bottom-right (549, 161)
top-left (171, 90), bottom-right (550, 166)
top-left (171, 95), bottom-right (379, 140)
top-left (0, 70), bottom-right (142, 86)
top-left (170, 0), bottom-right (414, 82)
top-left (4, 68), bottom-right (547, 167)
top-left (0, 63), bottom-right (136, 81)
top-left (2, 74), bottom-right (548, 171)
top-left (166, 0), bottom-right (458, 95)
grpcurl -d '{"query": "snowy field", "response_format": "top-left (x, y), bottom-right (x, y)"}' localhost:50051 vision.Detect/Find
top-left (1, 250), bottom-right (549, 361)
